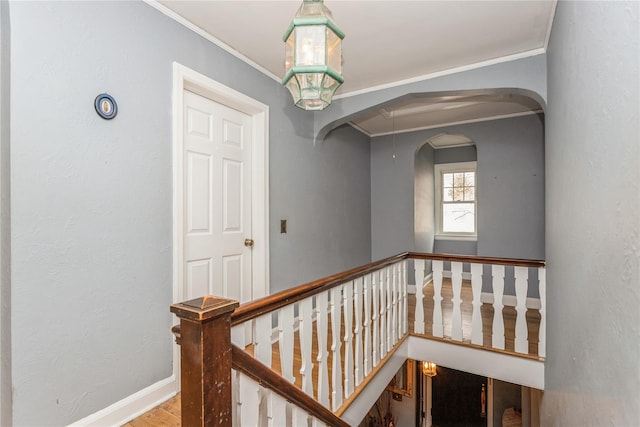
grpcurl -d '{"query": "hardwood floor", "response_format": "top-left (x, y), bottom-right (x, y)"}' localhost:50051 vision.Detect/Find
top-left (123, 394), bottom-right (180, 427)
top-left (128, 278), bottom-right (541, 425)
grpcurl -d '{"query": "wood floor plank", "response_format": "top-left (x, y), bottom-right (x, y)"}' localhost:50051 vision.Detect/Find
top-left (125, 395), bottom-right (180, 427)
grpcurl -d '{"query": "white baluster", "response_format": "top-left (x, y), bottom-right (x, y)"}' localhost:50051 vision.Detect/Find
top-left (292, 406), bottom-right (310, 427)
top-left (451, 261), bottom-right (464, 341)
top-left (316, 292), bottom-right (330, 407)
top-left (330, 286), bottom-right (343, 410)
top-left (354, 276), bottom-right (364, 387)
top-left (538, 267), bottom-right (546, 358)
top-left (268, 388), bottom-right (288, 427)
top-left (232, 369), bottom-right (240, 427)
top-left (379, 269), bottom-right (388, 358)
top-left (259, 386), bottom-right (270, 427)
top-left (343, 281), bottom-right (354, 398)
top-left (279, 305), bottom-right (295, 383)
top-left (299, 296), bottom-right (314, 396)
top-left (432, 260), bottom-right (444, 337)
top-left (470, 263), bottom-right (483, 346)
top-left (371, 272), bottom-right (380, 367)
top-left (492, 265), bottom-right (505, 350)
top-left (231, 324), bottom-right (246, 349)
top-left (364, 274), bottom-right (373, 373)
top-left (402, 260), bottom-right (408, 335)
top-left (239, 373), bottom-right (260, 427)
top-left (386, 266), bottom-right (393, 352)
top-left (414, 258), bottom-right (426, 334)
top-left (255, 313), bottom-right (272, 367)
top-left (395, 263), bottom-right (402, 342)
top-left (390, 265), bottom-right (398, 347)
top-left (514, 266), bottom-right (529, 354)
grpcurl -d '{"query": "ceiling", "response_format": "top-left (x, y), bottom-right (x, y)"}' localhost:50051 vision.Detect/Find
top-left (154, 0), bottom-right (554, 137)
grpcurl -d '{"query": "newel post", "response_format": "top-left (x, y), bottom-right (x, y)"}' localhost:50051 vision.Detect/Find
top-left (171, 296), bottom-right (239, 427)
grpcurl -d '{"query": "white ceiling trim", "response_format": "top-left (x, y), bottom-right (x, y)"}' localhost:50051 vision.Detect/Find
top-left (380, 101), bottom-right (483, 119)
top-left (333, 48), bottom-right (547, 100)
top-left (143, 0), bottom-right (281, 83)
top-left (426, 133), bottom-right (475, 150)
top-left (362, 109), bottom-right (544, 138)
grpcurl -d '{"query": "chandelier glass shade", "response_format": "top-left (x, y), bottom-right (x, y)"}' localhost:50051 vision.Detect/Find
top-left (283, 0), bottom-right (344, 110)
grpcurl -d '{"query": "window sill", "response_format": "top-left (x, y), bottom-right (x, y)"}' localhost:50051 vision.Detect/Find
top-left (434, 234), bottom-right (477, 242)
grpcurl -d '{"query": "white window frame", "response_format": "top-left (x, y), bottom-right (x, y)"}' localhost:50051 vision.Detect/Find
top-left (435, 161), bottom-right (477, 241)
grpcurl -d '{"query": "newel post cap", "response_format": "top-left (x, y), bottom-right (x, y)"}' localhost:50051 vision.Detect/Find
top-left (170, 295), bottom-right (239, 322)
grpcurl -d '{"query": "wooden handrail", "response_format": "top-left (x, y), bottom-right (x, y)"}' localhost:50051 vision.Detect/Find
top-left (407, 252), bottom-right (546, 268)
top-left (231, 345), bottom-right (350, 427)
top-left (231, 252), bottom-right (407, 326)
top-left (231, 251), bottom-right (545, 325)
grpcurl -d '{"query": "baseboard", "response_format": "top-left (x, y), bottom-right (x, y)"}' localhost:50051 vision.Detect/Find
top-left (481, 292), bottom-right (542, 310)
top-left (424, 272), bottom-right (433, 285)
top-left (68, 375), bottom-right (178, 427)
top-left (442, 270), bottom-right (473, 280)
top-left (411, 272), bottom-right (434, 294)
top-left (432, 273), bottom-right (542, 310)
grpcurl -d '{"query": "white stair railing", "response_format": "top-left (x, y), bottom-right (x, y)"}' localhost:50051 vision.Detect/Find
top-left (172, 252), bottom-right (545, 427)
top-left (412, 254), bottom-right (546, 358)
top-left (231, 255), bottom-right (408, 418)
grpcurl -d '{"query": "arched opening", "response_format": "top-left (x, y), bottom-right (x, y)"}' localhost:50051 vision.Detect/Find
top-left (363, 89), bottom-right (544, 262)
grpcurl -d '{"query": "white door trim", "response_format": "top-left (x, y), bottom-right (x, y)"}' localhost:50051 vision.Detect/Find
top-left (172, 62), bottom-right (269, 380)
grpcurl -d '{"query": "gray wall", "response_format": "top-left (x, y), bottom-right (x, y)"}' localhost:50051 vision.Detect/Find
top-left (271, 124), bottom-right (372, 287)
top-left (8, 1), bottom-right (371, 425)
top-left (543, 1), bottom-right (639, 425)
top-left (371, 115), bottom-right (545, 264)
top-left (414, 144), bottom-right (434, 255)
top-left (476, 115), bottom-right (545, 260)
top-left (433, 145), bottom-right (476, 164)
top-left (370, 131), bottom-right (420, 260)
top-left (414, 143), bottom-right (435, 279)
top-left (0, 2), bottom-right (11, 425)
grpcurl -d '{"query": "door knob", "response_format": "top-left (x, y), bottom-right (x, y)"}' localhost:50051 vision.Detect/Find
top-left (244, 238), bottom-right (254, 248)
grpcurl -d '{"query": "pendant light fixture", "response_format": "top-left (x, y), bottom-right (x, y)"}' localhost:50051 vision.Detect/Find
top-left (422, 361), bottom-right (437, 377)
top-left (282, 0), bottom-right (344, 111)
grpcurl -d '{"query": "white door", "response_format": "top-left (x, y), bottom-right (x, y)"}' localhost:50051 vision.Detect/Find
top-left (182, 89), bottom-right (253, 306)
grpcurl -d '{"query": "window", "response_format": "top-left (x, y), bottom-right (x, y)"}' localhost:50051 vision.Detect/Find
top-left (435, 162), bottom-right (477, 239)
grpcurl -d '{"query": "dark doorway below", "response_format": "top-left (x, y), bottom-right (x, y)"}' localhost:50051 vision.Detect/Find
top-left (432, 366), bottom-right (487, 427)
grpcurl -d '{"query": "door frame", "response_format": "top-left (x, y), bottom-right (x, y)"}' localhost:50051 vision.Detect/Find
top-left (171, 62), bottom-right (269, 380)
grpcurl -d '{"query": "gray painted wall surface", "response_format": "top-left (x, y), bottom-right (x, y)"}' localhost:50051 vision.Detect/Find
top-left (476, 114), bottom-right (545, 261)
top-left (414, 143), bottom-right (435, 279)
top-left (9, 1), bottom-right (371, 424)
top-left (371, 131), bottom-right (421, 261)
top-left (371, 115), bottom-right (545, 265)
top-left (433, 145), bottom-right (477, 165)
top-left (414, 144), bottom-right (434, 255)
top-left (433, 240), bottom-right (478, 256)
top-left (0, 2), bottom-right (11, 425)
top-left (543, 1), bottom-right (639, 425)
top-left (272, 124), bottom-right (372, 287)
